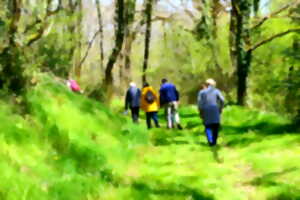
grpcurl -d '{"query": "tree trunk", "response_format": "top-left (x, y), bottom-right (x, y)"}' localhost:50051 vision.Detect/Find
top-left (142, 0), bottom-right (153, 85)
top-left (95, 0), bottom-right (105, 72)
top-left (118, 50), bottom-right (124, 91)
top-left (74, 0), bottom-right (83, 79)
top-left (0, 0), bottom-right (25, 93)
top-left (66, 0), bottom-right (81, 78)
top-left (229, 1), bottom-right (252, 106)
top-left (123, 0), bottom-right (136, 87)
top-left (104, 0), bottom-right (126, 102)
top-left (210, 0), bottom-right (221, 70)
top-left (123, 34), bottom-right (134, 86)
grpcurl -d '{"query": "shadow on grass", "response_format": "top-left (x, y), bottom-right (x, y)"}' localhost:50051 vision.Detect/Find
top-left (250, 167), bottom-right (298, 187)
top-left (152, 135), bottom-right (190, 146)
top-left (181, 113), bottom-right (200, 119)
top-left (210, 146), bottom-right (223, 164)
top-left (185, 121), bottom-right (202, 129)
top-left (222, 123), bottom-right (300, 147)
top-left (222, 123), bottom-right (299, 136)
top-left (247, 168), bottom-right (300, 200)
top-left (224, 136), bottom-right (259, 148)
top-left (132, 182), bottom-right (214, 200)
top-left (268, 192), bottom-right (300, 200)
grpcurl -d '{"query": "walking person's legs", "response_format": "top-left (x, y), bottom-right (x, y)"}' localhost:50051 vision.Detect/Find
top-left (171, 102), bottom-right (182, 130)
top-left (131, 107), bottom-right (139, 123)
top-left (130, 107), bottom-right (135, 122)
top-left (151, 112), bottom-right (160, 128)
top-left (146, 112), bottom-right (152, 129)
top-left (165, 103), bottom-right (173, 128)
top-left (205, 124), bottom-right (214, 146)
top-left (212, 123), bottom-right (220, 146)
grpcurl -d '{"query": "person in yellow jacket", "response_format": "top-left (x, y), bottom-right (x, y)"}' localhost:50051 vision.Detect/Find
top-left (141, 82), bottom-right (160, 129)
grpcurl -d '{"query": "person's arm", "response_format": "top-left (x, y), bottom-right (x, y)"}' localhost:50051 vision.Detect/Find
top-left (197, 91), bottom-right (204, 119)
top-left (159, 88), bottom-right (164, 106)
top-left (125, 90), bottom-right (130, 110)
top-left (217, 90), bottom-right (225, 112)
top-left (197, 91), bottom-right (202, 110)
top-left (175, 88), bottom-right (180, 102)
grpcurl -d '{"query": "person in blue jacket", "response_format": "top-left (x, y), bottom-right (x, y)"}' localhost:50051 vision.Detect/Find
top-left (125, 82), bottom-right (141, 123)
top-left (198, 79), bottom-right (225, 146)
top-left (159, 78), bottom-right (182, 129)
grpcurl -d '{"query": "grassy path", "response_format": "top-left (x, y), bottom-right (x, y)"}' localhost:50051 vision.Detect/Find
top-left (115, 106), bottom-right (300, 200)
top-left (1, 80), bottom-right (299, 200)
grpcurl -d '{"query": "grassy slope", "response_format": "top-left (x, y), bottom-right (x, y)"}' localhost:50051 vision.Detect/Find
top-left (0, 77), bottom-right (299, 200)
top-left (0, 76), bottom-right (148, 200)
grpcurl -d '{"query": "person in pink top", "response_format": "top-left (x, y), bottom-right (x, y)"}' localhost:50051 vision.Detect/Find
top-left (67, 79), bottom-right (82, 93)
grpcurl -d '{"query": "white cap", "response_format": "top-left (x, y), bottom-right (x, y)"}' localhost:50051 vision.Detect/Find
top-left (129, 82), bottom-right (136, 87)
top-left (206, 78), bottom-right (216, 87)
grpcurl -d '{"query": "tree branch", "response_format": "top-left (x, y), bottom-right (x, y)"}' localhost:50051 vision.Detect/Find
top-left (250, 28), bottom-right (300, 51)
top-left (26, 0), bottom-right (62, 46)
top-left (251, 0), bottom-right (300, 30)
top-left (0, 0), bottom-right (22, 54)
top-left (24, 0), bottom-right (62, 34)
top-left (9, 0), bottom-right (22, 46)
top-left (77, 30), bottom-right (101, 69)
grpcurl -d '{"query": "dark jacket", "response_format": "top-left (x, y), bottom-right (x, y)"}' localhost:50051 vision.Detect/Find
top-left (197, 86), bottom-right (225, 125)
top-left (159, 82), bottom-right (179, 105)
top-left (125, 86), bottom-right (141, 109)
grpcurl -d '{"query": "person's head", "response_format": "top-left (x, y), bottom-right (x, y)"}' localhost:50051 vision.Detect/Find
top-left (205, 78), bottom-right (216, 87)
top-left (129, 82), bottom-right (136, 88)
top-left (161, 78), bottom-right (168, 84)
top-left (143, 82), bottom-right (150, 88)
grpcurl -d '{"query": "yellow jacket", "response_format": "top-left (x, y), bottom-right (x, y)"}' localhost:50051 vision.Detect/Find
top-left (141, 86), bottom-right (160, 112)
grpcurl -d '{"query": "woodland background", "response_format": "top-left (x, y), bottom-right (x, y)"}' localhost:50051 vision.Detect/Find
top-left (0, 0), bottom-right (299, 118)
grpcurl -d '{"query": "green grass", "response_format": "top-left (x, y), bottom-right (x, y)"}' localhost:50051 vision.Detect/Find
top-left (131, 106), bottom-right (300, 200)
top-left (0, 75), bottom-right (148, 200)
top-left (0, 75), bottom-right (299, 200)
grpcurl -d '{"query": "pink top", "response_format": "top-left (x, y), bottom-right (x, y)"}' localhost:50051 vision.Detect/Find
top-left (67, 79), bottom-right (81, 92)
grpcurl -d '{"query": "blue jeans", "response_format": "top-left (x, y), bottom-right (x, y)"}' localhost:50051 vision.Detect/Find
top-left (146, 112), bottom-right (159, 129)
top-left (205, 123), bottom-right (220, 146)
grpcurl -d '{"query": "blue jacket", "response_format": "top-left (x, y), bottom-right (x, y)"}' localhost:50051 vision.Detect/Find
top-left (197, 86), bottom-right (225, 125)
top-left (125, 86), bottom-right (141, 109)
top-left (159, 83), bottom-right (179, 105)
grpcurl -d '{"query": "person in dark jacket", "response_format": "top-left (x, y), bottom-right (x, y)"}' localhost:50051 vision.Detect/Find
top-left (159, 78), bottom-right (182, 129)
top-left (198, 79), bottom-right (224, 146)
top-left (125, 82), bottom-right (141, 123)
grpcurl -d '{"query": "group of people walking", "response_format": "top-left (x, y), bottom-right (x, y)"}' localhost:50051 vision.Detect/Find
top-left (125, 78), bottom-right (182, 130)
top-left (125, 78), bottom-right (224, 146)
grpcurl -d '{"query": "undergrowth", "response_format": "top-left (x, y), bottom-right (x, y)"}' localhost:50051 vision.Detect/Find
top-left (0, 75), bottom-right (299, 200)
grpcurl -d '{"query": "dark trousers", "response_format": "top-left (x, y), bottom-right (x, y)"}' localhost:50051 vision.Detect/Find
top-left (205, 123), bottom-right (220, 146)
top-left (146, 112), bottom-right (159, 129)
top-left (130, 107), bottom-right (140, 123)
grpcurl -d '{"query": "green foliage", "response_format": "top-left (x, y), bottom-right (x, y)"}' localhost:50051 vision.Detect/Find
top-left (0, 75), bottom-right (300, 199)
top-left (0, 75), bottom-right (148, 200)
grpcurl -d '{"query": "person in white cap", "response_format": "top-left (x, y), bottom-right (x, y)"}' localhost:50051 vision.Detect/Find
top-left (197, 78), bottom-right (224, 146)
top-left (125, 82), bottom-right (141, 123)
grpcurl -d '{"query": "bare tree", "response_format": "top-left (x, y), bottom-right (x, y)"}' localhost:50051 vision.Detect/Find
top-left (103, 0), bottom-right (126, 102)
top-left (142, 0), bottom-right (153, 84)
top-left (95, 0), bottom-right (105, 71)
top-left (123, 0), bottom-right (137, 87)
